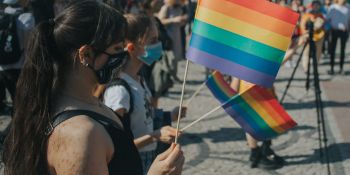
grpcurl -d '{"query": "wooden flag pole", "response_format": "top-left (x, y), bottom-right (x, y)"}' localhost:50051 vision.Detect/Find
top-left (181, 95), bottom-right (236, 132)
top-left (175, 60), bottom-right (190, 144)
top-left (185, 79), bottom-right (207, 107)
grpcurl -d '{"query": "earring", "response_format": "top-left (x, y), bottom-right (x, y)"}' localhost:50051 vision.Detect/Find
top-left (82, 59), bottom-right (89, 67)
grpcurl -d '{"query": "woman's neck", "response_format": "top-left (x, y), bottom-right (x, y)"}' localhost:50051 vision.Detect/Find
top-left (59, 70), bottom-right (97, 105)
top-left (123, 56), bottom-right (143, 81)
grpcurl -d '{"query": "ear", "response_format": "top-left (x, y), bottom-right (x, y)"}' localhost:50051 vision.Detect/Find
top-left (78, 45), bottom-right (94, 66)
top-left (126, 43), bottom-right (135, 53)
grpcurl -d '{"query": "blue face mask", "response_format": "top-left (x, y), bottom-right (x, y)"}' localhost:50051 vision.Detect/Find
top-left (139, 42), bottom-right (163, 65)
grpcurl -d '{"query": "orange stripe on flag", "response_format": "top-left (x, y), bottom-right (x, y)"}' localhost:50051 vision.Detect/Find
top-left (248, 86), bottom-right (293, 130)
top-left (241, 90), bottom-right (284, 133)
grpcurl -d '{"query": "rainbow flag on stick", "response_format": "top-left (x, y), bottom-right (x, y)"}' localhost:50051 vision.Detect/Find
top-left (206, 72), bottom-right (297, 140)
top-left (187, 0), bottom-right (299, 87)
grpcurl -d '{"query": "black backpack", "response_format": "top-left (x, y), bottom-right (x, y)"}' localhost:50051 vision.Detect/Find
top-left (0, 11), bottom-right (21, 65)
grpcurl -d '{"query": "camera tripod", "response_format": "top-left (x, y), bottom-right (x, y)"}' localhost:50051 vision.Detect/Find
top-left (279, 21), bottom-right (331, 175)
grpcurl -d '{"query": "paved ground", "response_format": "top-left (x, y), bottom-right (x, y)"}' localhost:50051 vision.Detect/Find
top-left (0, 44), bottom-right (349, 175)
top-left (158, 46), bottom-right (350, 174)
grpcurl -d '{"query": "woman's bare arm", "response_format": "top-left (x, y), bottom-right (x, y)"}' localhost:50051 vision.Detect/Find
top-left (47, 115), bottom-right (114, 175)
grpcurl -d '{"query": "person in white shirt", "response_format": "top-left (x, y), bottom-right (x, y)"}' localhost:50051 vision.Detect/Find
top-left (327, 0), bottom-right (350, 74)
top-left (103, 14), bottom-right (186, 174)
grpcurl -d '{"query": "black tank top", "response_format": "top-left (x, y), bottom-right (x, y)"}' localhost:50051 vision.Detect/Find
top-left (49, 110), bottom-right (143, 175)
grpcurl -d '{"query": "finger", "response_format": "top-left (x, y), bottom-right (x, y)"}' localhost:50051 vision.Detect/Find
top-left (171, 151), bottom-right (184, 175)
top-left (166, 127), bottom-right (179, 135)
top-left (180, 107), bottom-right (186, 114)
top-left (174, 153), bottom-right (185, 172)
top-left (156, 143), bottom-right (176, 161)
top-left (164, 137), bottom-right (174, 144)
top-left (171, 151), bottom-right (185, 175)
top-left (177, 131), bottom-right (182, 137)
top-left (181, 111), bottom-right (186, 118)
top-left (163, 136), bottom-right (173, 143)
top-left (173, 151), bottom-right (184, 166)
top-left (169, 129), bottom-right (182, 138)
top-left (165, 144), bottom-right (182, 165)
top-left (181, 107), bottom-right (187, 116)
top-left (174, 155), bottom-right (185, 175)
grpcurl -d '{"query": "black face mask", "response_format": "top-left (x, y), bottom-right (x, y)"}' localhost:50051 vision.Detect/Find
top-left (89, 50), bottom-right (129, 84)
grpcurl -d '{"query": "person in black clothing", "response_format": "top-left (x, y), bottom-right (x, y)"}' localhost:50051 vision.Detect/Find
top-left (2, 1), bottom-right (184, 175)
top-left (327, 0), bottom-right (350, 74)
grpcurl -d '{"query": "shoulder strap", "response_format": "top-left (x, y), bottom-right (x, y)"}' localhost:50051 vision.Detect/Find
top-left (106, 78), bottom-right (135, 139)
top-left (47, 110), bottom-right (122, 135)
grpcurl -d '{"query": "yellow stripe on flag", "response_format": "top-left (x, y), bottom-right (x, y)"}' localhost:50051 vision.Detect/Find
top-left (241, 92), bottom-right (284, 133)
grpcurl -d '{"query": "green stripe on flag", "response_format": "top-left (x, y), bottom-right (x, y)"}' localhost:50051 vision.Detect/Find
top-left (234, 96), bottom-right (279, 135)
top-left (193, 19), bottom-right (286, 64)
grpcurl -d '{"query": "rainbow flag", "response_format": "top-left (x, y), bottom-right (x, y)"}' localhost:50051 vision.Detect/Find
top-left (206, 72), bottom-right (297, 140)
top-left (187, 0), bottom-right (299, 87)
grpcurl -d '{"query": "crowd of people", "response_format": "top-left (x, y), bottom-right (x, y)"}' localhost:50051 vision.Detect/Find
top-left (0, 0), bottom-right (348, 174)
top-left (275, 0), bottom-right (350, 76)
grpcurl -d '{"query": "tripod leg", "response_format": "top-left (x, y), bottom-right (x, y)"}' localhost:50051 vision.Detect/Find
top-left (308, 38), bottom-right (323, 160)
top-left (306, 44), bottom-right (312, 91)
top-left (310, 37), bottom-right (331, 175)
top-left (315, 84), bottom-right (323, 160)
top-left (279, 43), bottom-right (308, 104)
top-left (317, 92), bottom-right (331, 175)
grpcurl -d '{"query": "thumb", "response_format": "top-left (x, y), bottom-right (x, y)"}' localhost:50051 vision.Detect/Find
top-left (156, 143), bottom-right (176, 161)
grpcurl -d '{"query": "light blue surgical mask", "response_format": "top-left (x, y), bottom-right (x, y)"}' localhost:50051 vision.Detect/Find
top-left (139, 42), bottom-right (163, 65)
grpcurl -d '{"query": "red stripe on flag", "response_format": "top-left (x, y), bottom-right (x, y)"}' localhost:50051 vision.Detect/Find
top-left (248, 86), bottom-right (293, 130)
top-left (253, 86), bottom-right (297, 128)
top-left (227, 0), bottom-right (299, 25)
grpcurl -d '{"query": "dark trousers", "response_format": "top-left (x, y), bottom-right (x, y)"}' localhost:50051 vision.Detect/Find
top-left (322, 30), bottom-right (331, 54)
top-left (0, 69), bottom-right (20, 109)
top-left (330, 29), bottom-right (349, 72)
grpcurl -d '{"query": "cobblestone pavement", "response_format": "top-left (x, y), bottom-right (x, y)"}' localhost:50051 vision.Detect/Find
top-left (158, 51), bottom-right (350, 175)
top-left (0, 49), bottom-right (350, 175)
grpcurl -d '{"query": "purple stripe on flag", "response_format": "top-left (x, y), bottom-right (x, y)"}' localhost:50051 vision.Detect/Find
top-left (187, 47), bottom-right (275, 87)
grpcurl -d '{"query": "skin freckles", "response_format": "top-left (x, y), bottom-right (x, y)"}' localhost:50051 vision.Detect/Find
top-left (47, 115), bottom-right (113, 175)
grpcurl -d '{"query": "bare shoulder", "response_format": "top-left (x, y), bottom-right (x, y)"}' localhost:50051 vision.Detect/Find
top-left (47, 115), bottom-right (114, 175)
